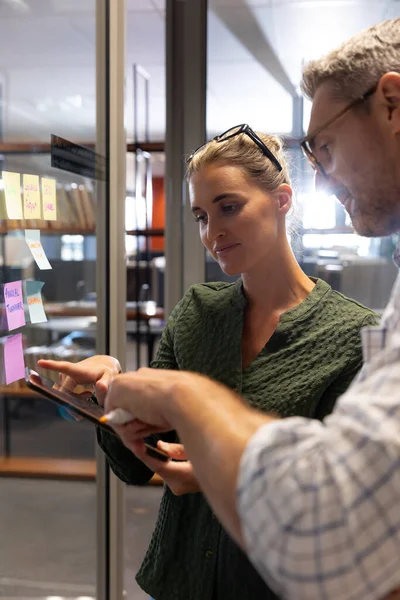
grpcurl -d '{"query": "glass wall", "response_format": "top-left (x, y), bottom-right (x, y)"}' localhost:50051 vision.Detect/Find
top-left (124, 2), bottom-right (166, 598)
top-left (0, 1), bottom-right (122, 598)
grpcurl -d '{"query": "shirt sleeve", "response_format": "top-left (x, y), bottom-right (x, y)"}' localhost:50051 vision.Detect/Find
top-left (237, 340), bottom-right (400, 600)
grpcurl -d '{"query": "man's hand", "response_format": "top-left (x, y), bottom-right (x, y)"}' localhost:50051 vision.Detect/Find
top-left (38, 355), bottom-right (121, 405)
top-left (104, 367), bottom-right (273, 550)
top-left (104, 368), bottom-right (195, 433)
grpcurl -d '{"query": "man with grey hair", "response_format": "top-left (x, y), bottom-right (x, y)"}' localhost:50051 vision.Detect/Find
top-left (107, 18), bottom-right (400, 600)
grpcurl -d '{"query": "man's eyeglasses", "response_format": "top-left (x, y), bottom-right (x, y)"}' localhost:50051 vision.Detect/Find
top-left (300, 84), bottom-right (377, 176)
top-left (187, 124), bottom-right (283, 172)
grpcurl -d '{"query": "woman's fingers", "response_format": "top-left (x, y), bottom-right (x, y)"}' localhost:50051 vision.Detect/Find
top-left (157, 441), bottom-right (188, 461)
top-left (38, 359), bottom-right (97, 385)
top-left (95, 371), bottom-right (115, 405)
top-left (38, 358), bottom-right (120, 402)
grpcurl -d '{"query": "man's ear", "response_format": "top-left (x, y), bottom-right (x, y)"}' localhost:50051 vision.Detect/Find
top-left (378, 72), bottom-right (400, 133)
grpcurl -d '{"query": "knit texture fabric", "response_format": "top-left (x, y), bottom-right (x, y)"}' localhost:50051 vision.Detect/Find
top-left (97, 278), bottom-right (379, 600)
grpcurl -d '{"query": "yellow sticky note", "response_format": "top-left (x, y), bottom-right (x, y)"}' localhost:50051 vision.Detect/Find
top-left (3, 171), bottom-right (23, 219)
top-left (42, 178), bottom-right (57, 221)
top-left (23, 174), bottom-right (41, 219)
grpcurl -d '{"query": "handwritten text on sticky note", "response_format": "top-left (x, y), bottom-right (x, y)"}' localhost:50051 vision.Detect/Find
top-left (25, 230), bottom-right (52, 270)
top-left (26, 280), bottom-right (47, 324)
top-left (4, 333), bottom-right (25, 384)
top-left (23, 174), bottom-right (41, 219)
top-left (42, 178), bottom-right (57, 221)
top-left (3, 171), bottom-right (23, 219)
top-left (4, 280), bottom-right (25, 331)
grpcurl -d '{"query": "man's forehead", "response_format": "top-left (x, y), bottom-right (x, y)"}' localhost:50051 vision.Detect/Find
top-left (306, 81), bottom-right (345, 137)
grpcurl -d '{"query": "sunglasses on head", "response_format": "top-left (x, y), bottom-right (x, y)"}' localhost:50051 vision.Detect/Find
top-left (187, 124), bottom-right (283, 172)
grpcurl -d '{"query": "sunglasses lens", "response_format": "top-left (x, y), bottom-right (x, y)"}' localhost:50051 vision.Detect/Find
top-left (217, 125), bottom-right (244, 141)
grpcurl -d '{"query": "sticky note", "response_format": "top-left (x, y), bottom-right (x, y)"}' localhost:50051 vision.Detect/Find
top-left (4, 281), bottom-right (25, 331)
top-left (42, 178), bottom-right (57, 220)
top-left (2, 171), bottom-right (23, 219)
top-left (23, 174), bottom-right (41, 219)
top-left (25, 280), bottom-right (47, 324)
top-left (4, 333), bottom-right (25, 384)
top-left (25, 230), bottom-right (52, 270)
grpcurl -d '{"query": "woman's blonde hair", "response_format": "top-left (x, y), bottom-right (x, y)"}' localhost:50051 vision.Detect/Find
top-left (185, 131), bottom-right (291, 193)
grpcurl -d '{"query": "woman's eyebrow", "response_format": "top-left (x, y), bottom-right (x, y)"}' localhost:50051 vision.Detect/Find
top-left (191, 193), bottom-right (242, 213)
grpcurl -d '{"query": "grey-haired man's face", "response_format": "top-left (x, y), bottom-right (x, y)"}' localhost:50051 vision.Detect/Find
top-left (307, 77), bottom-right (400, 238)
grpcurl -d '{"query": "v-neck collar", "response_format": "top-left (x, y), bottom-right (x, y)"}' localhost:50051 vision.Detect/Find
top-left (235, 277), bottom-right (330, 326)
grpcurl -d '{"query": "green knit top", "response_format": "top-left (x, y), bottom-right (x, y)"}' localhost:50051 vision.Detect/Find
top-left (97, 278), bottom-right (379, 600)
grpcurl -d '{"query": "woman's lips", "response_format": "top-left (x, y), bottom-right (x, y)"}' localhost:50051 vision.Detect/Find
top-left (215, 243), bottom-right (240, 255)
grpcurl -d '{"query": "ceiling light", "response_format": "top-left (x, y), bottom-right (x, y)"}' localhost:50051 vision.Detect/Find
top-left (66, 95), bottom-right (82, 109)
top-left (59, 101), bottom-right (72, 112)
top-left (4, 0), bottom-right (30, 13)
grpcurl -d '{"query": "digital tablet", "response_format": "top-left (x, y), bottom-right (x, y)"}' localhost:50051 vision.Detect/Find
top-left (25, 368), bottom-right (169, 462)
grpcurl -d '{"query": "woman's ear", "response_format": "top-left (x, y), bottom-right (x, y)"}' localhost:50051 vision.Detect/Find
top-left (276, 184), bottom-right (292, 216)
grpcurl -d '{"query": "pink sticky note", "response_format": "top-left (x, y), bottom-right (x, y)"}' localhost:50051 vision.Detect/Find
top-left (4, 333), bottom-right (25, 384)
top-left (4, 281), bottom-right (25, 331)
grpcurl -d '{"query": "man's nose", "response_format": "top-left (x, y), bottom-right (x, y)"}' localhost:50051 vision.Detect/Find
top-left (315, 171), bottom-right (343, 198)
top-left (315, 171), bottom-right (329, 194)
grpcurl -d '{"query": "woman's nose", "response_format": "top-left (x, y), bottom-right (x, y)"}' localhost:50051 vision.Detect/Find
top-left (207, 219), bottom-right (225, 243)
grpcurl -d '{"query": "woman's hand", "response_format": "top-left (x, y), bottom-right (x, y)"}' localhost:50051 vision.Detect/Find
top-left (38, 355), bottom-right (121, 405)
top-left (120, 437), bottom-right (200, 496)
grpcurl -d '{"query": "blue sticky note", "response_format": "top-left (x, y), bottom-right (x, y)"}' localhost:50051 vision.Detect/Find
top-left (25, 280), bottom-right (47, 324)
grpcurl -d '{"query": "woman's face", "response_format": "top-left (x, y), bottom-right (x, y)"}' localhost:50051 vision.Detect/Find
top-left (189, 163), bottom-right (291, 276)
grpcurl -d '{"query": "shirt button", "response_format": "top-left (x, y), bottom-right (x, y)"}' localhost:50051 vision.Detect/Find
top-left (205, 550), bottom-right (213, 559)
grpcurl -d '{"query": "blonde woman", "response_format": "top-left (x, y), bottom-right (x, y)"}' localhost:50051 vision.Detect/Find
top-left (40, 125), bottom-right (378, 600)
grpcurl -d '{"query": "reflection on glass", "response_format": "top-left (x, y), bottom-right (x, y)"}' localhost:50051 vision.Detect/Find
top-left (124, 2), bottom-right (167, 599)
top-left (0, 1), bottom-right (99, 597)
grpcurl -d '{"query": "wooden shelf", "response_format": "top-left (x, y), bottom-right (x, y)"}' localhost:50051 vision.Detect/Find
top-left (41, 303), bottom-right (164, 320)
top-left (0, 456), bottom-right (96, 480)
top-left (0, 225), bottom-right (95, 235)
top-left (127, 142), bottom-right (164, 153)
top-left (0, 386), bottom-right (39, 397)
top-left (126, 228), bottom-right (164, 237)
top-left (0, 226), bottom-right (166, 236)
top-left (0, 456), bottom-right (163, 484)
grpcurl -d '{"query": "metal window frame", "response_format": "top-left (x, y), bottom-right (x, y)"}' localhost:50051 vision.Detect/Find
top-left (165, 0), bottom-right (207, 315)
top-left (96, 2), bottom-right (126, 600)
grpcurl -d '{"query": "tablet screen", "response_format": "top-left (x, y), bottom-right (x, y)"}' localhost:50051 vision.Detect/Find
top-left (25, 367), bottom-right (170, 462)
top-left (25, 368), bottom-right (114, 433)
